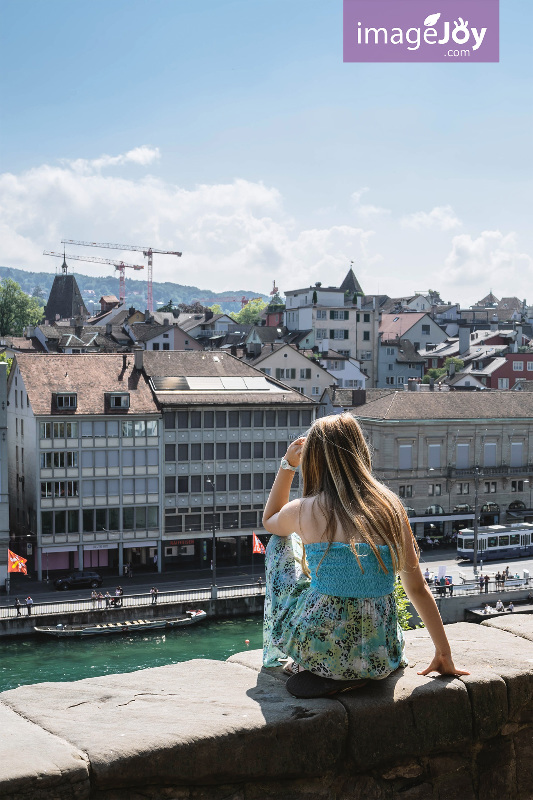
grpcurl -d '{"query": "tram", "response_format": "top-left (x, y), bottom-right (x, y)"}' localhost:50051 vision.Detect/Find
top-left (457, 523), bottom-right (533, 561)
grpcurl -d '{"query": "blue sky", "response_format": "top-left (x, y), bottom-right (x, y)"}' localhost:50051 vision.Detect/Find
top-left (0, 0), bottom-right (531, 303)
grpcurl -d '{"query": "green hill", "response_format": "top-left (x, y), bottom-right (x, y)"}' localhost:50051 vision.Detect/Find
top-left (0, 265), bottom-right (269, 315)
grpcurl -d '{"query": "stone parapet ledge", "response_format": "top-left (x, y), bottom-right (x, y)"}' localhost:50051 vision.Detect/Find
top-left (0, 616), bottom-right (532, 800)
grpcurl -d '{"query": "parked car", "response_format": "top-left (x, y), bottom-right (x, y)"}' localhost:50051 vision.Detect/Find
top-left (54, 571), bottom-right (103, 591)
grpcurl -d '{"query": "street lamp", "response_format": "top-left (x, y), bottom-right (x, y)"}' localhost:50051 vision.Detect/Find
top-left (205, 477), bottom-right (217, 599)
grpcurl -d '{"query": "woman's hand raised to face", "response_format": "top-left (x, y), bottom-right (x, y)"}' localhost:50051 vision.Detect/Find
top-left (285, 437), bottom-right (306, 468)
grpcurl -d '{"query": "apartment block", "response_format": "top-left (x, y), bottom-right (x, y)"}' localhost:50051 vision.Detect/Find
top-left (8, 353), bottom-right (162, 581)
top-left (355, 391), bottom-right (533, 540)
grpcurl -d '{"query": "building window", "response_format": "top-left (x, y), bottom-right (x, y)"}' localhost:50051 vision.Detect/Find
top-left (398, 444), bottom-right (413, 470)
top-left (457, 482), bottom-right (470, 495)
top-left (511, 480), bottom-right (524, 492)
top-left (397, 376), bottom-right (404, 384)
top-left (311, 386), bottom-right (320, 395)
top-left (152, 343), bottom-right (160, 350)
top-left (363, 331), bottom-right (370, 341)
top-left (399, 485), bottom-right (412, 498)
top-left (421, 324), bottom-right (431, 335)
top-left (428, 484), bottom-right (441, 496)
top-left (498, 378), bottom-right (509, 389)
top-left (315, 329), bottom-right (327, 339)
top-left (40, 422), bottom-right (51, 439)
top-left (386, 347), bottom-right (395, 356)
top-left (363, 313), bottom-right (370, 323)
top-left (108, 393), bottom-right (130, 409)
top-left (261, 368), bottom-right (271, 376)
top-left (386, 377), bottom-right (394, 385)
top-left (484, 481), bottom-right (497, 493)
top-left (316, 309), bottom-right (327, 319)
top-left (330, 329), bottom-right (349, 340)
top-left (56, 393), bottom-right (77, 410)
top-left (329, 310), bottom-right (349, 320)
top-left (276, 368), bottom-right (296, 380)
top-left (428, 444), bottom-right (441, 469)
top-left (513, 361), bottom-right (524, 371)
top-left (300, 368), bottom-right (311, 380)
top-left (527, 362), bottom-right (533, 372)
top-left (163, 343), bottom-right (170, 350)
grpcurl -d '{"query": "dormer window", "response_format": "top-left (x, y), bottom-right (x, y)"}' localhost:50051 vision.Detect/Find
top-left (108, 393), bottom-right (130, 409)
top-left (56, 393), bottom-right (77, 410)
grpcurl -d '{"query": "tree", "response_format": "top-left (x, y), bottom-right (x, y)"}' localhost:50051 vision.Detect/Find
top-left (208, 304), bottom-right (223, 315)
top-left (177, 302), bottom-right (208, 314)
top-left (0, 352), bottom-right (13, 376)
top-left (422, 357), bottom-right (464, 383)
top-left (0, 279), bottom-right (43, 336)
top-left (157, 299), bottom-right (174, 313)
top-left (229, 298), bottom-right (267, 325)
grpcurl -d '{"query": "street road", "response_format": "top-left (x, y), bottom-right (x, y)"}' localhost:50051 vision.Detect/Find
top-left (3, 548), bottom-right (532, 608)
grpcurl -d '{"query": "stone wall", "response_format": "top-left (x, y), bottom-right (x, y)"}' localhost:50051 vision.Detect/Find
top-left (1, 615), bottom-right (532, 800)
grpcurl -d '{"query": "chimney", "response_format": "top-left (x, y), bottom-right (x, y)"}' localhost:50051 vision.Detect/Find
top-left (429, 378), bottom-right (435, 391)
top-left (134, 346), bottom-right (144, 370)
top-left (205, 309), bottom-right (214, 322)
top-left (351, 389), bottom-right (367, 406)
top-left (408, 378), bottom-right (417, 391)
top-left (449, 360), bottom-right (456, 378)
top-left (230, 345), bottom-right (237, 357)
top-left (490, 313), bottom-right (498, 332)
top-left (106, 323), bottom-right (112, 335)
top-left (331, 385), bottom-right (337, 403)
top-left (25, 325), bottom-right (35, 339)
top-left (122, 354), bottom-right (127, 371)
top-left (458, 327), bottom-right (470, 355)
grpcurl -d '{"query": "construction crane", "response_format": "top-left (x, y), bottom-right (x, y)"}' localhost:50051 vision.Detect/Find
top-left (240, 296), bottom-right (263, 308)
top-left (62, 239), bottom-right (182, 312)
top-left (195, 297), bottom-right (242, 304)
top-left (43, 251), bottom-right (144, 304)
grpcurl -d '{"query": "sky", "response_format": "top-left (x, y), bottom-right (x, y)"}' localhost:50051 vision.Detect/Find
top-left (0, 0), bottom-right (531, 305)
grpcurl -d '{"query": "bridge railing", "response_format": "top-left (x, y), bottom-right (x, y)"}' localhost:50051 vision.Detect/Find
top-left (0, 584), bottom-right (265, 620)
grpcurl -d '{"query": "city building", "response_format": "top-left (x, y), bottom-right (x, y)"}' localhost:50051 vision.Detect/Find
top-left (355, 391), bottom-right (533, 542)
top-left (8, 353), bottom-right (162, 581)
top-left (141, 349), bottom-right (315, 572)
top-left (379, 313), bottom-right (447, 354)
top-left (283, 269), bottom-right (381, 386)
top-left (126, 321), bottom-right (203, 352)
top-left (247, 342), bottom-right (336, 399)
top-left (377, 338), bottom-right (426, 387)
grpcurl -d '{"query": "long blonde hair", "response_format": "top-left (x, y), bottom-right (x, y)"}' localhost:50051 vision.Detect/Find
top-left (301, 413), bottom-right (415, 574)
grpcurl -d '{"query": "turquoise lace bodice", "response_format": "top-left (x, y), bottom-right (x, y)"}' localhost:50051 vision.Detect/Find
top-left (305, 541), bottom-right (396, 598)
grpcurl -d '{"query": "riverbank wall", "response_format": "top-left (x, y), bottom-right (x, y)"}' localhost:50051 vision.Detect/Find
top-left (0, 595), bottom-right (265, 638)
top-left (1, 614), bottom-right (532, 800)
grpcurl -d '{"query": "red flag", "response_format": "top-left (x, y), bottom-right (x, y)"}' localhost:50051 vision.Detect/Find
top-left (8, 550), bottom-right (28, 574)
top-left (252, 532), bottom-right (266, 555)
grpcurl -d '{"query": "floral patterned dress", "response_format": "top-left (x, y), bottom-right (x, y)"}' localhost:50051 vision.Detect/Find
top-left (263, 534), bottom-right (407, 680)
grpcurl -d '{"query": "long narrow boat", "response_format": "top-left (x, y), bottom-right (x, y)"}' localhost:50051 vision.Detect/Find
top-left (34, 610), bottom-right (207, 638)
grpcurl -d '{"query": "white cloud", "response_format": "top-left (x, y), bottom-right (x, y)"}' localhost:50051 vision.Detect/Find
top-left (61, 146), bottom-right (161, 175)
top-left (401, 205), bottom-right (461, 231)
top-left (0, 149), bottom-right (377, 295)
top-left (351, 187), bottom-right (390, 219)
top-left (440, 230), bottom-right (533, 292)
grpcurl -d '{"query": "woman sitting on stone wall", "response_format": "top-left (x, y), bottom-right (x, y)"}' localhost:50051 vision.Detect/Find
top-left (262, 413), bottom-right (469, 698)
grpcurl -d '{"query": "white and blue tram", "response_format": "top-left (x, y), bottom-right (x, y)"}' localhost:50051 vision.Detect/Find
top-left (457, 524), bottom-right (533, 561)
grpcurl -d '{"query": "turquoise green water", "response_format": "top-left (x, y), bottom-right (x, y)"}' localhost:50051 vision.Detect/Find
top-left (0, 617), bottom-right (263, 692)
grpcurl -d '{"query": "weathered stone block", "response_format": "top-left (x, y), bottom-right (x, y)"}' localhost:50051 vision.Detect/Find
top-left (476, 736), bottom-right (516, 800)
top-left (514, 726), bottom-right (533, 799)
top-left (481, 612), bottom-right (533, 643)
top-left (0, 702), bottom-right (90, 800)
top-left (0, 659), bottom-right (347, 792)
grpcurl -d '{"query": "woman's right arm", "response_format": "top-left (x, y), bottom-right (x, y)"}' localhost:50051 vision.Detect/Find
top-left (399, 521), bottom-right (469, 677)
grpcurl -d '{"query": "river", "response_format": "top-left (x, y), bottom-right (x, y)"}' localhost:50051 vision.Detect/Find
top-left (0, 616), bottom-right (263, 692)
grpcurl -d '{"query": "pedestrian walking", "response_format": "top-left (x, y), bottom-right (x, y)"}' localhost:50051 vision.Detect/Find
top-left (14, 597), bottom-right (22, 616)
top-left (150, 587), bottom-right (158, 605)
top-left (479, 574), bottom-right (484, 593)
top-left (495, 571), bottom-right (502, 590)
top-left (505, 566), bottom-right (510, 578)
top-left (25, 596), bottom-right (33, 616)
top-left (484, 574), bottom-right (489, 593)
